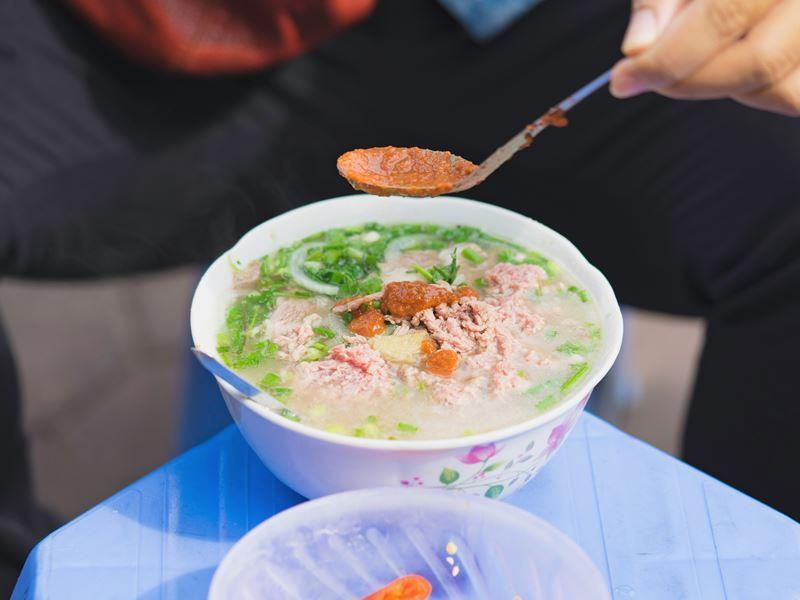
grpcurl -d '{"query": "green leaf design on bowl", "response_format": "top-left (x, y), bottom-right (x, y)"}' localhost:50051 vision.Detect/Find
top-left (485, 484), bottom-right (504, 499)
top-left (484, 461), bottom-right (505, 472)
top-left (439, 467), bottom-right (460, 485)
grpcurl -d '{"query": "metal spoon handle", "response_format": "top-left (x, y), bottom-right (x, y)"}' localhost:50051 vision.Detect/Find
top-left (558, 69), bottom-right (612, 112)
top-left (453, 68), bottom-right (611, 192)
top-left (191, 348), bottom-right (287, 412)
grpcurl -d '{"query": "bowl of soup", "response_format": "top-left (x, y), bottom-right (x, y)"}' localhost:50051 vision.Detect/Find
top-left (190, 194), bottom-right (623, 500)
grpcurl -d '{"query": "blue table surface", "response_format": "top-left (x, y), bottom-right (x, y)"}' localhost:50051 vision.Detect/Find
top-left (12, 414), bottom-right (800, 599)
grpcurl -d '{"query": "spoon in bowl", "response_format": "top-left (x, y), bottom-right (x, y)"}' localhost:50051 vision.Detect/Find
top-left (337, 69), bottom-right (611, 197)
top-left (191, 348), bottom-right (289, 413)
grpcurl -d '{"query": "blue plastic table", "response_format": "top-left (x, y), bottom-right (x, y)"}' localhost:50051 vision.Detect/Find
top-left (12, 414), bottom-right (800, 599)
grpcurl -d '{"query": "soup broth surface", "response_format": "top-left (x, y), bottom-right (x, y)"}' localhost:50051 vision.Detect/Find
top-left (218, 223), bottom-right (602, 440)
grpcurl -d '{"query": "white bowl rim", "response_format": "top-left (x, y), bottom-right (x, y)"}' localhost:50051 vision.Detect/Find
top-left (191, 194), bottom-right (623, 452)
top-left (208, 487), bottom-right (610, 599)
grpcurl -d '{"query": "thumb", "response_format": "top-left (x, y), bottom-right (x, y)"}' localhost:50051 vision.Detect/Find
top-left (622, 0), bottom-right (686, 56)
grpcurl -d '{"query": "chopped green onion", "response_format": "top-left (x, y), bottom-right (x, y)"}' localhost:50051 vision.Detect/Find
top-left (271, 387), bottom-right (292, 398)
top-left (366, 415), bottom-right (379, 424)
top-left (342, 311), bottom-right (353, 325)
top-left (397, 422), bottom-right (419, 433)
top-left (516, 370), bottom-right (527, 378)
top-left (568, 286), bottom-right (589, 303)
top-left (325, 424), bottom-right (345, 434)
top-left (461, 247), bottom-right (484, 264)
top-left (536, 395), bottom-right (559, 411)
top-left (260, 372), bottom-right (281, 389)
top-left (313, 326), bottom-right (336, 339)
top-left (474, 277), bottom-right (487, 288)
top-left (561, 362), bottom-right (589, 393)
top-left (311, 341), bottom-right (328, 351)
top-left (409, 265), bottom-right (434, 281)
top-left (302, 345), bottom-right (328, 362)
top-left (545, 330), bottom-right (558, 339)
top-left (363, 419), bottom-right (381, 437)
top-left (556, 342), bottom-right (586, 355)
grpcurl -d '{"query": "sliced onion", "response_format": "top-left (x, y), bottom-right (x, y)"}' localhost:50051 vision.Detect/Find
top-left (289, 244), bottom-right (339, 296)
top-left (384, 234), bottom-right (438, 258)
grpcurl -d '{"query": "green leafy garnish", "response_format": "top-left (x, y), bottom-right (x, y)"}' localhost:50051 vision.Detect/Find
top-left (535, 395), bottom-right (559, 411)
top-left (545, 330), bottom-right (558, 339)
top-left (313, 326), bottom-right (336, 339)
top-left (556, 342), bottom-right (586, 355)
top-left (461, 247), bottom-right (484, 264)
top-left (410, 249), bottom-right (459, 285)
top-left (561, 362), bottom-right (589, 393)
top-left (396, 422), bottom-right (419, 433)
top-left (473, 277), bottom-right (487, 288)
top-left (568, 285), bottom-right (589, 303)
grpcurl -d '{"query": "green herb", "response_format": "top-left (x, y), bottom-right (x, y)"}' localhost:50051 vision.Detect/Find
top-left (461, 247), bottom-right (484, 264)
top-left (279, 408), bottom-right (301, 422)
top-left (353, 428), bottom-right (365, 438)
top-left (409, 265), bottom-right (434, 281)
top-left (342, 311), bottom-right (353, 325)
top-left (271, 387), bottom-right (292, 398)
top-left (366, 415), bottom-right (379, 424)
top-left (586, 324), bottom-right (602, 340)
top-left (516, 370), bottom-right (527, 378)
top-left (431, 249), bottom-right (459, 284)
top-left (545, 330), bottom-right (558, 339)
top-left (260, 372), bottom-right (281, 389)
top-left (556, 341), bottom-right (586, 355)
top-left (302, 345), bottom-right (329, 362)
top-left (325, 424), bottom-right (345, 434)
top-left (568, 285), bottom-right (589, 303)
top-left (396, 422), bottom-right (419, 433)
top-left (364, 421), bottom-right (381, 437)
top-left (410, 249), bottom-right (459, 285)
top-left (313, 326), bottom-right (336, 339)
top-left (561, 362), bottom-right (589, 393)
top-left (525, 379), bottom-right (557, 396)
top-left (473, 277), bottom-right (487, 288)
top-left (535, 395), bottom-right (559, 411)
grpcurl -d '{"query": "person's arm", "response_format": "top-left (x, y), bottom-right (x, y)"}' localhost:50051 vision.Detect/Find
top-left (610, 0), bottom-right (800, 116)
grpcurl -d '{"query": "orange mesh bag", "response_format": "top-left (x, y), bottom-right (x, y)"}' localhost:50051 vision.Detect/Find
top-left (63, 0), bottom-right (376, 74)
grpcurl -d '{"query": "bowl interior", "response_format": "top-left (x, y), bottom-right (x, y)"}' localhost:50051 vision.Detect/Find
top-left (208, 488), bottom-right (610, 599)
top-left (190, 194), bottom-right (623, 449)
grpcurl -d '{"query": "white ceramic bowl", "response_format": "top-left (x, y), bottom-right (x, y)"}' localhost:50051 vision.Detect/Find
top-left (208, 488), bottom-right (611, 599)
top-left (190, 194), bottom-right (623, 500)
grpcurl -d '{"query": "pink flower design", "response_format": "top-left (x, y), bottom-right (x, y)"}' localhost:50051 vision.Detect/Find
top-left (545, 394), bottom-right (589, 457)
top-left (458, 443), bottom-right (500, 465)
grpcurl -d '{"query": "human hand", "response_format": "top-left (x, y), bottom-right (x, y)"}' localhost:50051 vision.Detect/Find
top-left (610, 0), bottom-right (800, 115)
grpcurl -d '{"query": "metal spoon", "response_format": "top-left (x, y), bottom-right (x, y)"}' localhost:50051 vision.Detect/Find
top-left (191, 348), bottom-right (288, 412)
top-left (337, 70), bottom-right (611, 197)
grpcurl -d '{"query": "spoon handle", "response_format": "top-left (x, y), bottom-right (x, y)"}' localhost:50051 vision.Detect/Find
top-left (558, 69), bottom-right (612, 112)
top-left (453, 68), bottom-right (611, 192)
top-left (191, 348), bottom-right (287, 411)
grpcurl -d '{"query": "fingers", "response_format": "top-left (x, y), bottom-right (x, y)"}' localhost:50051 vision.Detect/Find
top-left (735, 66), bottom-right (800, 115)
top-left (622, 0), bottom-right (688, 56)
top-left (611, 0), bottom-right (779, 98)
top-left (662, 0), bottom-right (800, 99)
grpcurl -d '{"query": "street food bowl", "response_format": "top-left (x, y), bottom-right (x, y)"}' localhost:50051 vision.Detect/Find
top-left (190, 194), bottom-right (623, 500)
top-left (208, 488), bottom-right (610, 599)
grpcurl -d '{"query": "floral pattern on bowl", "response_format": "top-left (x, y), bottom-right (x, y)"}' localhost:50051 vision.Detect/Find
top-left (401, 394), bottom-right (589, 499)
